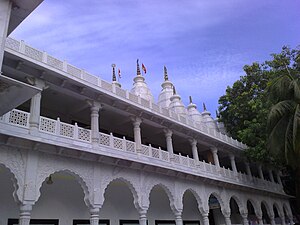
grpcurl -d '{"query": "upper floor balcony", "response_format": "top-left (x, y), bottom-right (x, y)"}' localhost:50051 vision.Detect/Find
top-left (0, 108), bottom-right (284, 196)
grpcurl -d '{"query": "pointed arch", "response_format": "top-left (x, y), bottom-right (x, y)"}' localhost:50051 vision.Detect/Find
top-left (261, 200), bottom-right (272, 217)
top-left (148, 183), bottom-right (175, 212)
top-left (182, 188), bottom-right (205, 214)
top-left (102, 177), bottom-right (140, 211)
top-left (37, 169), bottom-right (91, 207)
top-left (207, 191), bottom-right (226, 212)
top-left (0, 163), bottom-right (20, 203)
top-left (229, 194), bottom-right (246, 214)
top-left (247, 199), bottom-right (260, 217)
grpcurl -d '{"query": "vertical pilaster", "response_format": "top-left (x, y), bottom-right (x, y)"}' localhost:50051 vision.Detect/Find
top-left (245, 162), bottom-right (252, 177)
top-left (189, 139), bottom-right (199, 161)
top-left (229, 154), bottom-right (237, 174)
top-left (258, 164), bottom-right (264, 180)
top-left (174, 211), bottom-right (183, 225)
top-left (280, 216), bottom-right (286, 225)
top-left (28, 78), bottom-right (45, 134)
top-left (131, 117), bottom-right (142, 151)
top-left (164, 129), bottom-right (174, 155)
top-left (139, 209), bottom-right (148, 225)
top-left (0, 0), bottom-right (12, 70)
top-left (210, 147), bottom-right (220, 167)
top-left (241, 213), bottom-right (249, 225)
top-left (201, 213), bottom-right (210, 225)
top-left (257, 216), bottom-right (264, 225)
top-left (270, 216), bottom-right (276, 225)
top-left (19, 204), bottom-right (32, 225)
top-left (87, 101), bottom-right (102, 144)
top-left (90, 207), bottom-right (100, 225)
top-left (276, 171), bottom-right (283, 186)
top-left (268, 169), bottom-right (275, 182)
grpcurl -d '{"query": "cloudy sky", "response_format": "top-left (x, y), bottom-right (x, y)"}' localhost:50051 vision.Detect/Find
top-left (11, 0), bottom-right (300, 116)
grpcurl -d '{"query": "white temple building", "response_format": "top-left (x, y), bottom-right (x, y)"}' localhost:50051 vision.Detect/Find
top-left (0, 1), bottom-right (295, 225)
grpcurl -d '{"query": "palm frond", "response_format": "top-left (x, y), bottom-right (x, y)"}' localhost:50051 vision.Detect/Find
top-left (293, 104), bottom-right (300, 156)
top-left (267, 100), bottom-right (295, 132)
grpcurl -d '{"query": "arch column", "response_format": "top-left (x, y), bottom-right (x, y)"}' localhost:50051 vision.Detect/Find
top-left (245, 162), bottom-right (252, 177)
top-left (257, 215), bottom-right (264, 225)
top-left (139, 209), bottom-right (148, 225)
top-left (270, 215), bottom-right (276, 225)
top-left (268, 169), bottom-right (275, 182)
top-left (189, 139), bottom-right (199, 161)
top-left (87, 100), bottom-right (102, 144)
top-left (229, 154), bottom-right (237, 174)
top-left (19, 203), bottom-right (33, 225)
top-left (90, 207), bottom-right (100, 225)
top-left (210, 147), bottom-right (220, 168)
top-left (276, 171), bottom-right (283, 186)
top-left (258, 164), bottom-right (264, 180)
top-left (131, 116), bottom-right (142, 151)
top-left (222, 210), bottom-right (232, 225)
top-left (174, 210), bottom-right (183, 225)
top-left (241, 212), bottom-right (249, 225)
top-left (27, 78), bottom-right (46, 134)
top-left (201, 212), bottom-right (210, 225)
top-left (280, 216), bottom-right (286, 225)
top-left (164, 129), bottom-right (174, 156)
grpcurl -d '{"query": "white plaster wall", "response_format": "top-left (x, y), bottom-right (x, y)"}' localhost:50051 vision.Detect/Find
top-left (0, 167), bottom-right (19, 225)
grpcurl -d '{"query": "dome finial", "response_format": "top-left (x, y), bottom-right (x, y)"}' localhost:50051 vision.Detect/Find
top-left (137, 59), bottom-right (141, 76)
top-left (189, 96), bottom-right (193, 104)
top-left (164, 66), bottom-right (169, 81)
top-left (203, 102), bottom-right (207, 111)
top-left (173, 85), bottom-right (176, 95)
top-left (111, 63), bottom-right (116, 81)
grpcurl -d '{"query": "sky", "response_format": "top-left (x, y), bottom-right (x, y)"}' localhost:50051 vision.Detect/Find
top-left (11, 0), bottom-right (300, 117)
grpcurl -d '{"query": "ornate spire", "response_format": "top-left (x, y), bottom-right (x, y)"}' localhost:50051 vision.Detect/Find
top-left (111, 63), bottom-right (116, 81)
top-left (189, 96), bottom-right (193, 104)
top-left (164, 66), bottom-right (169, 81)
top-left (137, 59), bottom-right (141, 76)
top-left (173, 85), bottom-right (176, 95)
top-left (203, 102), bottom-right (207, 111)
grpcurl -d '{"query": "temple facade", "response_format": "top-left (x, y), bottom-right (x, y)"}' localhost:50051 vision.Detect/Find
top-left (0, 1), bottom-right (294, 225)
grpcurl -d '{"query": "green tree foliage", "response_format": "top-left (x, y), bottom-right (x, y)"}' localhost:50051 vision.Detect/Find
top-left (218, 46), bottom-right (300, 215)
top-left (218, 46), bottom-right (300, 164)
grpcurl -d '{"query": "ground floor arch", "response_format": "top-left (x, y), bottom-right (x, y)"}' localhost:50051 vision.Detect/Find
top-left (0, 165), bottom-right (19, 224)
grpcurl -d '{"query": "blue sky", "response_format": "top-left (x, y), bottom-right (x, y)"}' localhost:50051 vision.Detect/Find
top-left (11, 0), bottom-right (300, 117)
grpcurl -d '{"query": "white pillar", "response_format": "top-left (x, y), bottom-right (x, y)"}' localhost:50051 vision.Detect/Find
top-left (245, 162), bottom-right (252, 177)
top-left (174, 211), bottom-right (183, 225)
top-left (28, 78), bottom-right (45, 134)
top-left (201, 212), bottom-right (210, 225)
top-left (189, 139), bottom-right (199, 161)
top-left (88, 101), bottom-right (102, 144)
top-left (0, 0), bottom-right (12, 70)
top-left (210, 147), bottom-right (220, 167)
top-left (90, 207), bottom-right (100, 225)
top-left (241, 213), bottom-right (249, 225)
top-left (276, 171), bottom-right (283, 186)
top-left (257, 216), bottom-right (264, 225)
top-left (258, 164), bottom-right (264, 180)
top-left (222, 210), bottom-right (232, 225)
top-left (131, 117), bottom-right (142, 151)
top-left (280, 216), bottom-right (286, 225)
top-left (270, 216), bottom-right (276, 225)
top-left (229, 154), bottom-right (237, 173)
top-left (19, 204), bottom-right (32, 225)
top-left (139, 209), bottom-right (147, 225)
top-left (268, 169), bottom-right (275, 182)
top-left (164, 129), bottom-right (174, 155)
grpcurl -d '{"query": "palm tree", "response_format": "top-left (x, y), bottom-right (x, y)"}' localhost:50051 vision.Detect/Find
top-left (267, 71), bottom-right (300, 214)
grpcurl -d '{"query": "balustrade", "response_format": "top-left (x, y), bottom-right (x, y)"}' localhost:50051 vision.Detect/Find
top-left (6, 34), bottom-right (248, 147)
top-left (0, 109), bottom-right (282, 193)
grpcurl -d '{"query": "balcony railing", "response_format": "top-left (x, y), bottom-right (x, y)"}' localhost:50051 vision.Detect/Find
top-left (0, 109), bottom-right (283, 194)
top-left (5, 37), bottom-right (247, 150)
